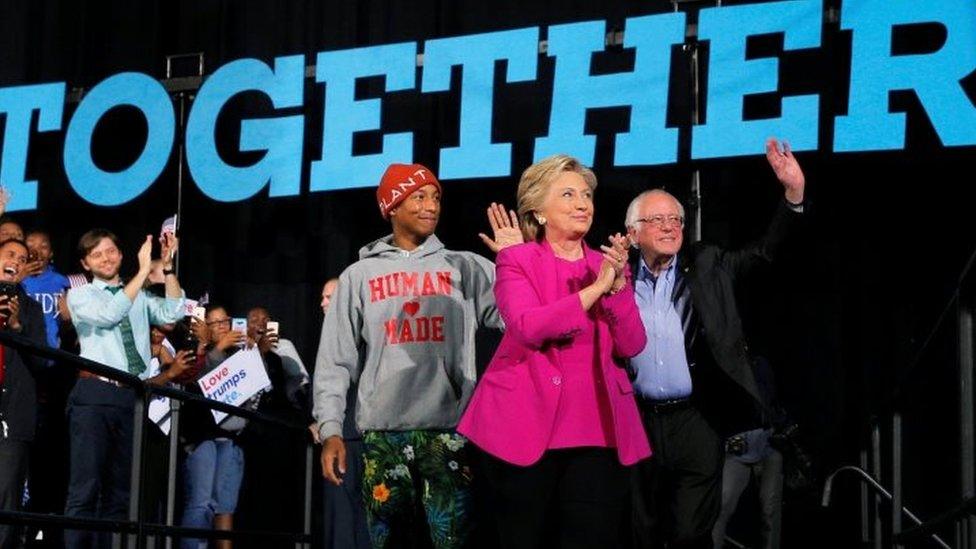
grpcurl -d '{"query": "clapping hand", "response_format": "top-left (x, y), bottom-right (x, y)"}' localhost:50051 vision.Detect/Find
top-left (598, 233), bottom-right (630, 294)
top-left (137, 236), bottom-right (153, 275)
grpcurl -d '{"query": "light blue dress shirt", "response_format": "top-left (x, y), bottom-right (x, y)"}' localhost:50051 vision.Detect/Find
top-left (67, 278), bottom-right (185, 379)
top-left (631, 255), bottom-right (693, 400)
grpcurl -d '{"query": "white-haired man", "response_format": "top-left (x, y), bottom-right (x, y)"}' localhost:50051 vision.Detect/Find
top-left (625, 138), bottom-right (806, 549)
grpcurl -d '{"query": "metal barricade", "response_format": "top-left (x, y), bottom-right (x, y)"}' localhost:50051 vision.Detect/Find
top-left (0, 330), bottom-right (314, 549)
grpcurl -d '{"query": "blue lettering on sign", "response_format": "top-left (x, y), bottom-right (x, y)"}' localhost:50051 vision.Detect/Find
top-left (421, 27), bottom-right (538, 179)
top-left (64, 73), bottom-right (175, 206)
top-left (535, 14), bottom-right (685, 166)
top-left (0, 83), bottom-right (64, 212)
top-left (693, 0), bottom-right (821, 158)
top-left (834, 0), bottom-right (976, 151)
top-left (310, 42), bottom-right (416, 192)
top-left (186, 55), bottom-right (305, 202)
top-left (0, 2), bottom-right (969, 212)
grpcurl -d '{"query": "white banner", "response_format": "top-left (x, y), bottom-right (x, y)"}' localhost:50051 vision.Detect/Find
top-left (197, 348), bottom-right (271, 423)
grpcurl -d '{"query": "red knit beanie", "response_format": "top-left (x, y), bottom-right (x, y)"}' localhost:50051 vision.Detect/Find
top-left (376, 163), bottom-right (441, 219)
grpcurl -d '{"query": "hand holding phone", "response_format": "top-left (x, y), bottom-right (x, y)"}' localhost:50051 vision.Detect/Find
top-left (231, 318), bottom-right (247, 347)
top-left (160, 214), bottom-right (177, 237)
top-left (258, 321), bottom-right (280, 353)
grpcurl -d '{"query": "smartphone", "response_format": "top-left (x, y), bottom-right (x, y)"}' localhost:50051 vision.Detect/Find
top-left (0, 282), bottom-right (17, 299)
top-left (266, 321), bottom-right (279, 336)
top-left (192, 306), bottom-right (207, 320)
top-left (231, 317), bottom-right (247, 347)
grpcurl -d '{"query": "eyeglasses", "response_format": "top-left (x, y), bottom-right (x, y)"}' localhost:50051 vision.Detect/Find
top-left (206, 318), bottom-right (231, 327)
top-left (634, 214), bottom-right (684, 228)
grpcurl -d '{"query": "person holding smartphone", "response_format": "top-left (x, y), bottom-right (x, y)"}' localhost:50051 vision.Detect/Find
top-left (178, 304), bottom-right (246, 549)
top-left (22, 230), bottom-right (70, 350)
top-left (0, 238), bottom-right (48, 549)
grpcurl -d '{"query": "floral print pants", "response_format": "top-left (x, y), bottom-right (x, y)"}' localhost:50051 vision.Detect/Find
top-left (362, 430), bottom-right (473, 548)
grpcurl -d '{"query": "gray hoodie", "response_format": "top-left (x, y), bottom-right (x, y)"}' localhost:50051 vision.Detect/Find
top-left (313, 234), bottom-right (502, 440)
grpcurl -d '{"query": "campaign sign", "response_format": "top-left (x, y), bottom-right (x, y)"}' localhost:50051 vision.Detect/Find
top-left (148, 395), bottom-right (172, 435)
top-left (197, 348), bottom-right (271, 423)
top-left (146, 356), bottom-right (173, 434)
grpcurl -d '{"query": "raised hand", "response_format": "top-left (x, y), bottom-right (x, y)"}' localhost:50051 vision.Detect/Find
top-left (0, 187), bottom-right (10, 217)
top-left (0, 295), bottom-right (22, 331)
top-left (23, 257), bottom-right (45, 278)
top-left (137, 235), bottom-right (153, 275)
top-left (159, 232), bottom-right (179, 268)
top-left (765, 137), bottom-right (805, 204)
top-left (478, 202), bottom-right (524, 253)
top-left (167, 350), bottom-right (198, 383)
top-left (216, 329), bottom-right (245, 352)
top-left (257, 329), bottom-right (279, 354)
top-left (189, 316), bottom-right (209, 343)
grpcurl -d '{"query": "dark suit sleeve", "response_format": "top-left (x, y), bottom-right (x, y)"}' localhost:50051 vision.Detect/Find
top-left (716, 198), bottom-right (804, 280)
top-left (17, 298), bottom-right (49, 373)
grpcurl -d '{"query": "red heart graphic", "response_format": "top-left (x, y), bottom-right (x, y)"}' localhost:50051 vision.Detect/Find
top-left (402, 301), bottom-right (420, 316)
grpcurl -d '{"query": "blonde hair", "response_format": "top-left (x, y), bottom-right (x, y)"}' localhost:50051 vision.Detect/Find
top-left (516, 154), bottom-right (597, 242)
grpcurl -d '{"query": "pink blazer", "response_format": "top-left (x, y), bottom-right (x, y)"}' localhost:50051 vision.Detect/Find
top-left (458, 240), bottom-right (652, 466)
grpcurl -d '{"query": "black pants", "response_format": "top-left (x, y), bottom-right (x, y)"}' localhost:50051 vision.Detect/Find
top-left (25, 369), bottom-right (71, 549)
top-left (479, 447), bottom-right (630, 549)
top-left (63, 378), bottom-right (136, 549)
top-left (235, 422), bottom-right (306, 549)
top-left (0, 439), bottom-right (29, 549)
top-left (632, 405), bottom-right (723, 549)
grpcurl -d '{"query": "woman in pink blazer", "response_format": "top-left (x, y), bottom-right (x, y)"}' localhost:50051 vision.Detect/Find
top-left (458, 154), bottom-right (650, 547)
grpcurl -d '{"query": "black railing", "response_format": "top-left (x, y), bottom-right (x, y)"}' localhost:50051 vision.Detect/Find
top-left (895, 496), bottom-right (976, 546)
top-left (822, 243), bottom-right (976, 549)
top-left (0, 330), bottom-right (314, 549)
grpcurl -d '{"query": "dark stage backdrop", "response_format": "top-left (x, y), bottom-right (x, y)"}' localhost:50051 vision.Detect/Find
top-left (1, 0), bottom-right (974, 546)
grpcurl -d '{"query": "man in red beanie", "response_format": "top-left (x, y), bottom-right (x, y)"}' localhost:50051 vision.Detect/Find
top-left (375, 163), bottom-right (443, 247)
top-left (313, 163), bottom-right (518, 548)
